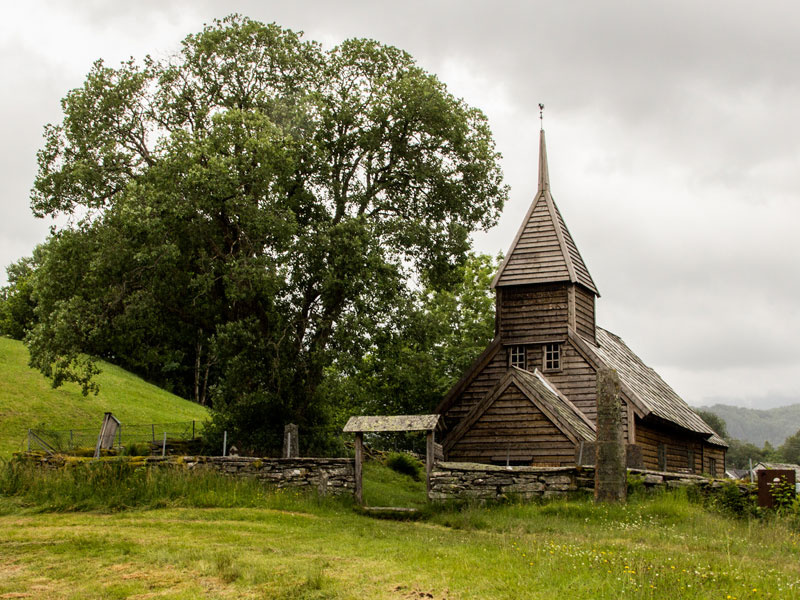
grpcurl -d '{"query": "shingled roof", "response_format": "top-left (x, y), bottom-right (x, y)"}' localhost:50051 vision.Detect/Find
top-left (577, 327), bottom-right (727, 447)
top-left (512, 367), bottom-right (597, 442)
top-left (491, 129), bottom-right (599, 295)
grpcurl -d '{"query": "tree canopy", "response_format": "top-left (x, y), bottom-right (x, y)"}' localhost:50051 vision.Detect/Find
top-left (23, 16), bottom-right (507, 450)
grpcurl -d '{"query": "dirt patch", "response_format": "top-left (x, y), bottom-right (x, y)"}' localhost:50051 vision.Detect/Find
top-left (392, 584), bottom-right (451, 599)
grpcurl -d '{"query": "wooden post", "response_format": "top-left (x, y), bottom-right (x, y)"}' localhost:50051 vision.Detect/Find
top-left (354, 432), bottom-right (363, 505)
top-left (283, 423), bottom-right (299, 458)
top-left (426, 431), bottom-right (434, 498)
top-left (595, 368), bottom-right (627, 503)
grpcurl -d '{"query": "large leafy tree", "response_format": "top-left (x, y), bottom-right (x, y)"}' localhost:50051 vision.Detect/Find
top-left (322, 251), bottom-right (500, 424)
top-left (26, 16), bottom-right (507, 448)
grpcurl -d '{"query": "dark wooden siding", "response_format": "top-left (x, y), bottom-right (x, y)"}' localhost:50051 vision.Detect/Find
top-left (448, 382), bottom-right (576, 465)
top-left (499, 283), bottom-right (568, 341)
top-left (542, 341), bottom-right (629, 442)
top-left (443, 350), bottom-right (508, 426)
top-left (635, 420), bottom-right (708, 473)
top-left (703, 445), bottom-right (726, 477)
top-left (574, 285), bottom-right (596, 343)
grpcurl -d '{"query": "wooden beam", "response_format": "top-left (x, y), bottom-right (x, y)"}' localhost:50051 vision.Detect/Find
top-left (567, 284), bottom-right (577, 330)
top-left (627, 402), bottom-right (636, 444)
top-left (426, 431), bottom-right (434, 500)
top-left (354, 432), bottom-right (363, 505)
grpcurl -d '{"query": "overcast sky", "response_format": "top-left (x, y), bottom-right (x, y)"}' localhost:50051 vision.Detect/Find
top-left (2, 1), bottom-right (799, 410)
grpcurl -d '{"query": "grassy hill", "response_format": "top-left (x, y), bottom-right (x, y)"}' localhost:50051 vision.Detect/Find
top-left (0, 337), bottom-right (208, 457)
top-left (700, 402), bottom-right (800, 446)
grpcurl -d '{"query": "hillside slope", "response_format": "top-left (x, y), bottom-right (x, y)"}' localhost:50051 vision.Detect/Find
top-left (700, 403), bottom-right (800, 446)
top-left (0, 337), bottom-right (209, 457)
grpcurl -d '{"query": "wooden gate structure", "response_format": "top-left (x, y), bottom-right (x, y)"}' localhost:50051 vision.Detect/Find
top-left (343, 415), bottom-right (441, 505)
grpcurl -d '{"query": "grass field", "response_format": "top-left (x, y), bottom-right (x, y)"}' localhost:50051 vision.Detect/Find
top-left (0, 337), bottom-right (209, 457)
top-left (1, 461), bottom-right (798, 599)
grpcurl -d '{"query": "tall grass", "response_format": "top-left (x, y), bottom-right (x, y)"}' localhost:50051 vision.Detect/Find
top-left (0, 459), bottom-right (349, 514)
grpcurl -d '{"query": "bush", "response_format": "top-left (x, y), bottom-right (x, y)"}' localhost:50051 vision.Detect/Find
top-left (121, 442), bottom-right (152, 457)
top-left (708, 480), bottom-right (760, 519)
top-left (385, 452), bottom-right (423, 481)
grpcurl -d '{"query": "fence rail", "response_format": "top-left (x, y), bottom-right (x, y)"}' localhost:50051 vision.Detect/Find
top-left (28, 421), bottom-right (201, 453)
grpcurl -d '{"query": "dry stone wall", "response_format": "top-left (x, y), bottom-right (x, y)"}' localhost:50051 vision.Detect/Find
top-left (429, 461), bottom-right (743, 502)
top-left (429, 462), bottom-right (590, 501)
top-left (19, 454), bottom-right (355, 496)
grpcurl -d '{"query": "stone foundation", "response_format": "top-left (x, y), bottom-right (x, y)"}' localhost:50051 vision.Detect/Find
top-left (18, 454), bottom-right (355, 496)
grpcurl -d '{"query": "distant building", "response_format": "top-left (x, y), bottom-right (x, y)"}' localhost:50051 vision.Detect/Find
top-left (436, 130), bottom-right (727, 474)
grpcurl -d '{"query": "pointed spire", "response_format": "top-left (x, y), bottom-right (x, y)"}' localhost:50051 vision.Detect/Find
top-left (491, 126), bottom-right (599, 295)
top-left (538, 128), bottom-right (550, 192)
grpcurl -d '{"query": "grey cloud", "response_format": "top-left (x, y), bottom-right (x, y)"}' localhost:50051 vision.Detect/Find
top-left (2, 0), bottom-right (798, 407)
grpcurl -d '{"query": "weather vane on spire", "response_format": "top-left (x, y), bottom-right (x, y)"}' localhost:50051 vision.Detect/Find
top-left (539, 103), bottom-right (544, 129)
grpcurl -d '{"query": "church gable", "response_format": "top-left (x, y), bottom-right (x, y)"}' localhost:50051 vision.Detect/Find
top-left (437, 338), bottom-right (507, 425)
top-left (447, 380), bottom-right (577, 465)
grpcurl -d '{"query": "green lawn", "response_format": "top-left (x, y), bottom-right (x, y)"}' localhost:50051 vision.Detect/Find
top-left (0, 337), bottom-right (208, 457)
top-left (0, 462), bottom-right (798, 599)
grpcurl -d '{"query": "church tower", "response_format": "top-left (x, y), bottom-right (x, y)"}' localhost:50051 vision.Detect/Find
top-left (492, 129), bottom-right (599, 374)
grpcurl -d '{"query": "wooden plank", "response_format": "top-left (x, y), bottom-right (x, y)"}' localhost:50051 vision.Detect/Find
top-left (426, 431), bottom-right (434, 498)
top-left (437, 337), bottom-right (503, 416)
top-left (627, 402), bottom-right (636, 444)
top-left (354, 432), bottom-right (363, 505)
top-left (568, 285), bottom-right (577, 330)
top-left (433, 442), bottom-right (444, 461)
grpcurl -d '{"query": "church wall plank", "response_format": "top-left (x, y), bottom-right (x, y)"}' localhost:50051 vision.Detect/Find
top-left (574, 286), bottom-right (596, 342)
top-left (448, 383), bottom-right (577, 465)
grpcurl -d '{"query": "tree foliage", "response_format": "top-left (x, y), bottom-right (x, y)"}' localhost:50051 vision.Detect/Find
top-left (777, 429), bottom-right (800, 465)
top-left (24, 16), bottom-right (507, 449)
top-left (695, 409), bottom-right (729, 441)
top-left (320, 251), bottom-right (499, 423)
top-left (0, 256), bottom-right (38, 340)
top-left (725, 438), bottom-right (770, 470)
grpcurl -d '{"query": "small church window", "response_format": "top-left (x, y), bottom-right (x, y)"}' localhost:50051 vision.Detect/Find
top-left (544, 343), bottom-right (561, 371)
top-left (510, 345), bottom-right (526, 369)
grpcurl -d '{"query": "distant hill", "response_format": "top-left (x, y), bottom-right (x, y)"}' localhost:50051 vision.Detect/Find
top-left (0, 337), bottom-right (209, 457)
top-left (698, 403), bottom-right (800, 446)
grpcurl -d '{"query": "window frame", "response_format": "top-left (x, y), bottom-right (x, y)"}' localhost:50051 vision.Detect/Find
top-left (509, 345), bottom-right (526, 369)
top-left (543, 343), bottom-right (561, 372)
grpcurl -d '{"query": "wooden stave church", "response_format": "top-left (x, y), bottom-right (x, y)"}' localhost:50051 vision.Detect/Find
top-left (436, 130), bottom-right (727, 475)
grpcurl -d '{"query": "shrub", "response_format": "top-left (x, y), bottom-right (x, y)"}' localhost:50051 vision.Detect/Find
top-left (121, 443), bottom-right (151, 457)
top-left (709, 480), bottom-right (760, 519)
top-left (385, 452), bottom-right (423, 481)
